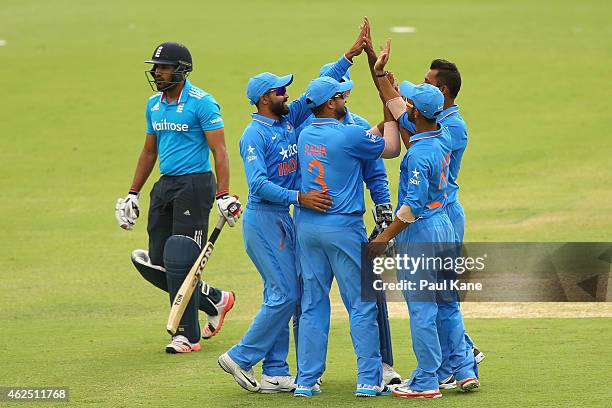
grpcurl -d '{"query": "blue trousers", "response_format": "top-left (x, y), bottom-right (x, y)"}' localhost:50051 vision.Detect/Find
top-left (228, 204), bottom-right (300, 376)
top-left (396, 213), bottom-right (476, 391)
top-left (437, 201), bottom-right (476, 381)
top-left (295, 217), bottom-right (382, 387)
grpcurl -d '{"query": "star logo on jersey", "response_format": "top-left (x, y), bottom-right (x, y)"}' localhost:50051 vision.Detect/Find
top-left (279, 146), bottom-right (288, 160)
top-left (410, 168), bottom-right (420, 185)
top-left (247, 145), bottom-right (257, 162)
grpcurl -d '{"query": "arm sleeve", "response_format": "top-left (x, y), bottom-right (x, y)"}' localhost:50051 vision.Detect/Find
top-left (362, 159), bottom-right (391, 205)
top-left (319, 54), bottom-right (353, 81)
top-left (398, 112), bottom-right (416, 134)
top-left (146, 100), bottom-right (154, 134)
top-left (197, 95), bottom-right (225, 131)
top-left (401, 154), bottom-right (431, 217)
top-left (352, 114), bottom-right (392, 204)
top-left (343, 125), bottom-right (385, 161)
top-left (286, 55), bottom-right (353, 129)
top-left (240, 129), bottom-right (299, 205)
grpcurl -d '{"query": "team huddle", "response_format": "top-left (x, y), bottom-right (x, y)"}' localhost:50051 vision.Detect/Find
top-left (114, 17), bottom-right (483, 399)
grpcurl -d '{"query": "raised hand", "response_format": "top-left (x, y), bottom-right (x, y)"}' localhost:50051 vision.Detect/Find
top-left (363, 16), bottom-right (377, 63)
top-left (386, 70), bottom-right (399, 91)
top-left (374, 39), bottom-right (391, 75)
top-left (345, 17), bottom-right (369, 62)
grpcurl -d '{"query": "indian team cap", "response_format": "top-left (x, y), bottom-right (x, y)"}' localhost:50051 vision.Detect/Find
top-left (319, 62), bottom-right (350, 82)
top-left (246, 72), bottom-right (294, 105)
top-left (304, 76), bottom-right (354, 108)
top-left (399, 81), bottom-right (444, 119)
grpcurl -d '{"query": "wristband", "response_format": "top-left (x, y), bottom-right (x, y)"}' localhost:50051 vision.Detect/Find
top-left (376, 71), bottom-right (388, 78)
top-left (396, 204), bottom-right (416, 224)
top-left (216, 190), bottom-right (229, 199)
top-left (386, 97), bottom-right (407, 120)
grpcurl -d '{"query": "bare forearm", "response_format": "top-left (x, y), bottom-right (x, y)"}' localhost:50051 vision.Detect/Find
top-left (377, 75), bottom-right (401, 103)
top-left (400, 127), bottom-right (412, 149)
top-left (130, 150), bottom-right (156, 192)
top-left (379, 217), bottom-right (410, 242)
top-left (212, 147), bottom-right (230, 193)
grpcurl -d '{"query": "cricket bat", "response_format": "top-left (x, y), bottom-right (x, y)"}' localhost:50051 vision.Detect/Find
top-left (166, 216), bottom-right (226, 335)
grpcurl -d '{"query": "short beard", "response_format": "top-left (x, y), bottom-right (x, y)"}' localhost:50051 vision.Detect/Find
top-left (407, 108), bottom-right (416, 124)
top-left (334, 104), bottom-right (346, 120)
top-left (270, 100), bottom-right (289, 116)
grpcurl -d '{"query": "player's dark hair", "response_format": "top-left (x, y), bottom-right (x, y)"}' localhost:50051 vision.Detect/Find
top-left (430, 59), bottom-right (461, 98)
top-left (310, 104), bottom-right (326, 116)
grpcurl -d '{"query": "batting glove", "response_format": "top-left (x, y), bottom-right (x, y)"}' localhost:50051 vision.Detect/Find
top-left (115, 192), bottom-right (140, 231)
top-left (368, 203), bottom-right (396, 256)
top-left (215, 191), bottom-right (243, 227)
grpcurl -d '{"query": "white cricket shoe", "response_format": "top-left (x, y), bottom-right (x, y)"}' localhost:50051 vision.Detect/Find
top-left (202, 291), bottom-right (235, 339)
top-left (473, 347), bottom-right (485, 364)
top-left (439, 375), bottom-right (457, 389)
top-left (458, 377), bottom-right (480, 392)
top-left (382, 363), bottom-right (402, 385)
top-left (392, 384), bottom-right (442, 399)
top-left (218, 352), bottom-right (260, 392)
top-left (165, 335), bottom-right (201, 354)
top-left (259, 375), bottom-right (296, 393)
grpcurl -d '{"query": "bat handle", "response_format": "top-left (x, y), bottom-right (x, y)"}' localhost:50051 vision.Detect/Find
top-left (208, 216), bottom-right (226, 245)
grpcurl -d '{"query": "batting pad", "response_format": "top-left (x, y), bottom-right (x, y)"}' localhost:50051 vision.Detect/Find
top-left (164, 236), bottom-right (201, 343)
top-left (131, 248), bottom-right (218, 316)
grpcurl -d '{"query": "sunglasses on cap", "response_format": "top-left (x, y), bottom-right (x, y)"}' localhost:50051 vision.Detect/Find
top-left (331, 91), bottom-right (347, 100)
top-left (403, 97), bottom-right (414, 109)
top-left (267, 86), bottom-right (287, 97)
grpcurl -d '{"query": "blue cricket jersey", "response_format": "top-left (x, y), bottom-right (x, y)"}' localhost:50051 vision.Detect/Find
top-left (145, 80), bottom-right (224, 176)
top-left (296, 119), bottom-right (385, 223)
top-left (297, 108), bottom-right (391, 205)
top-left (397, 126), bottom-right (451, 219)
top-left (399, 105), bottom-right (467, 203)
top-left (240, 55), bottom-right (353, 208)
top-left (437, 106), bottom-right (467, 203)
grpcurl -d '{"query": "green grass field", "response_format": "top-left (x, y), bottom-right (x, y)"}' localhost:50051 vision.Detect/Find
top-left (1, 0), bottom-right (611, 406)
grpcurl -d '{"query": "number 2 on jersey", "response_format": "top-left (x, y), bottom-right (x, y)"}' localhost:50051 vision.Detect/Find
top-left (307, 159), bottom-right (328, 193)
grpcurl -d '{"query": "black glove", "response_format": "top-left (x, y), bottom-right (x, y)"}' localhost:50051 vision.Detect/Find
top-left (368, 203), bottom-right (396, 257)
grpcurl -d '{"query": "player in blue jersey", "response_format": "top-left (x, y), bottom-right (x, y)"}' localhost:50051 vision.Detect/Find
top-left (293, 76), bottom-right (401, 398)
top-left (296, 63), bottom-right (402, 386)
top-left (218, 23), bottom-right (370, 394)
top-left (423, 59), bottom-right (485, 387)
top-left (386, 57), bottom-right (484, 388)
top-left (115, 42), bottom-right (242, 353)
top-left (367, 40), bottom-right (479, 398)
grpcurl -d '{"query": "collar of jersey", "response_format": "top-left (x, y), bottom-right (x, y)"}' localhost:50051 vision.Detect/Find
top-left (438, 105), bottom-right (459, 122)
top-left (251, 113), bottom-right (283, 127)
top-left (161, 80), bottom-right (192, 105)
top-left (409, 125), bottom-right (443, 143)
top-left (342, 107), bottom-right (354, 125)
top-left (311, 117), bottom-right (341, 126)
